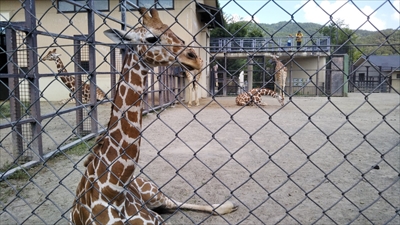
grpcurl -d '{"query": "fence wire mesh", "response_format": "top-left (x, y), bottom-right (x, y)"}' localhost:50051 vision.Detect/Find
top-left (0, 0), bottom-right (399, 224)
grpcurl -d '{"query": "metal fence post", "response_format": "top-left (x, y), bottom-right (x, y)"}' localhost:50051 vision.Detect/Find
top-left (73, 38), bottom-right (84, 135)
top-left (87, 0), bottom-right (98, 134)
top-left (6, 28), bottom-right (24, 162)
top-left (24, 0), bottom-right (43, 162)
top-left (110, 47), bottom-right (117, 99)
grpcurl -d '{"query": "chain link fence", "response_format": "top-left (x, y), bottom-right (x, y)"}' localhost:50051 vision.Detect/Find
top-left (0, 0), bottom-right (399, 224)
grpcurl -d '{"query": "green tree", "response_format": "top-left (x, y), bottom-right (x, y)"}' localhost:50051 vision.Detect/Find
top-left (319, 20), bottom-right (359, 62)
top-left (210, 14), bottom-right (266, 80)
top-left (210, 14), bottom-right (266, 38)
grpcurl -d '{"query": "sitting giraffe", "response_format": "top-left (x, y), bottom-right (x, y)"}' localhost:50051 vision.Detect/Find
top-left (236, 88), bottom-right (284, 106)
top-left (184, 68), bottom-right (202, 107)
top-left (70, 8), bottom-right (237, 225)
top-left (272, 55), bottom-right (288, 99)
top-left (41, 48), bottom-right (106, 104)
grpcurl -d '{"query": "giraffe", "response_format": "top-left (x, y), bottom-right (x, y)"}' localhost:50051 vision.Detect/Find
top-left (236, 88), bottom-right (284, 106)
top-left (272, 55), bottom-right (287, 100)
top-left (184, 69), bottom-right (202, 107)
top-left (41, 49), bottom-right (106, 104)
top-left (70, 8), bottom-right (237, 225)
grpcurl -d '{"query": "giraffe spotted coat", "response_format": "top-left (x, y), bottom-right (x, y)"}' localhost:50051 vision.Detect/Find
top-left (41, 49), bottom-right (106, 104)
top-left (236, 88), bottom-right (284, 106)
top-left (70, 7), bottom-right (237, 225)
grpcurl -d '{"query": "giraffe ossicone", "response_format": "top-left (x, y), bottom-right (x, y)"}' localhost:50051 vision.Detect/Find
top-left (71, 7), bottom-right (237, 225)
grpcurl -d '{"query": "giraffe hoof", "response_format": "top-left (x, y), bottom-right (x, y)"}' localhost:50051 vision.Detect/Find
top-left (212, 201), bottom-right (238, 215)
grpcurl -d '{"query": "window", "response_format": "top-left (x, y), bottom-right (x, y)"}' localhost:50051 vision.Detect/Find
top-left (81, 61), bottom-right (90, 72)
top-left (58, 0), bottom-right (109, 13)
top-left (396, 74), bottom-right (400, 79)
top-left (359, 73), bottom-right (365, 82)
top-left (123, 0), bottom-right (174, 10)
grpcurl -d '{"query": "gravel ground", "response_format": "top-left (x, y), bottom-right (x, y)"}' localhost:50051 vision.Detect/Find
top-left (0, 93), bottom-right (399, 224)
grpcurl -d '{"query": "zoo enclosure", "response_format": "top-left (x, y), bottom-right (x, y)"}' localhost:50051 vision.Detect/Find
top-left (0, 1), bottom-right (185, 166)
top-left (0, 0), bottom-right (399, 225)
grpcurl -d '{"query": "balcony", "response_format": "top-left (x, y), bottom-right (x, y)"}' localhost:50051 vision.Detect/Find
top-left (210, 36), bottom-right (331, 53)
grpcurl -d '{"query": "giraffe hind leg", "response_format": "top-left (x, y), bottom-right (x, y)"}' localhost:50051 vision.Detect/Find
top-left (130, 177), bottom-right (238, 215)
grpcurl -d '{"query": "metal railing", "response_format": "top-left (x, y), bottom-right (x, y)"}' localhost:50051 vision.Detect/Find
top-left (210, 37), bottom-right (331, 53)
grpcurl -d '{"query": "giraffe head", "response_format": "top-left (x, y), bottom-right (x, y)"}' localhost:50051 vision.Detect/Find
top-left (104, 7), bottom-right (203, 71)
top-left (41, 48), bottom-right (61, 62)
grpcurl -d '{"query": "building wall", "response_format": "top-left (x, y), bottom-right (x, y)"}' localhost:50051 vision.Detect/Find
top-left (391, 71), bottom-right (400, 92)
top-left (287, 57), bottom-right (327, 87)
top-left (352, 61), bottom-right (398, 93)
top-left (0, 0), bottom-right (210, 101)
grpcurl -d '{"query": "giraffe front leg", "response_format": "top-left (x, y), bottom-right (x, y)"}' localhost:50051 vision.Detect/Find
top-left (194, 85), bottom-right (200, 106)
top-left (130, 177), bottom-right (238, 215)
top-left (187, 84), bottom-right (193, 107)
top-left (281, 72), bottom-right (287, 99)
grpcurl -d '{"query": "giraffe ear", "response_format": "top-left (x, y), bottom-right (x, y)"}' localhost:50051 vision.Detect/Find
top-left (104, 29), bottom-right (139, 44)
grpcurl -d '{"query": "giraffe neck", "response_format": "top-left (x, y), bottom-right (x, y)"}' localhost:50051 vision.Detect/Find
top-left (55, 57), bottom-right (74, 88)
top-left (93, 51), bottom-right (147, 190)
top-left (275, 61), bottom-right (287, 72)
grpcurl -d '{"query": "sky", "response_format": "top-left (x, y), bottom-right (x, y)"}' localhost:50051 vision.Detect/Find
top-left (219, 0), bottom-right (400, 31)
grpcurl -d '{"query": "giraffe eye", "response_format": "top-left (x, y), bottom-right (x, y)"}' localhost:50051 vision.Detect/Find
top-left (187, 52), bottom-right (196, 59)
top-left (145, 36), bottom-right (158, 44)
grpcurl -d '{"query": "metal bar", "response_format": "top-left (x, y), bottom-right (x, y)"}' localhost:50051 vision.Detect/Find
top-left (0, 103), bottom-right (90, 130)
top-left (110, 47), bottom-right (117, 99)
top-left (25, 0), bottom-right (43, 161)
top-left (74, 38), bottom-right (84, 135)
top-left (6, 28), bottom-right (24, 162)
top-left (0, 130), bottom-right (102, 181)
top-left (87, 0), bottom-right (98, 134)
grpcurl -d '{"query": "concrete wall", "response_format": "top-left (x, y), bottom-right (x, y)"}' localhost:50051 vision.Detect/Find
top-left (391, 72), bottom-right (400, 92)
top-left (287, 56), bottom-right (327, 88)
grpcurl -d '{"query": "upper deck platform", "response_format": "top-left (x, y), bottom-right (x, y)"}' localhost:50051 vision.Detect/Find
top-left (210, 36), bottom-right (331, 58)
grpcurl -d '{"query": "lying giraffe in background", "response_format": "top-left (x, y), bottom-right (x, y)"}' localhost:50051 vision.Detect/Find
top-left (41, 48), bottom-right (106, 104)
top-left (236, 88), bottom-right (284, 106)
top-left (70, 7), bottom-right (237, 225)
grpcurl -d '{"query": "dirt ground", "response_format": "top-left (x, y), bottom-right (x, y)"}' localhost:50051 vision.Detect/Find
top-left (0, 93), bottom-right (399, 224)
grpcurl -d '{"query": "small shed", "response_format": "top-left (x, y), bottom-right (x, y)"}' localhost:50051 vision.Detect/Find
top-left (352, 55), bottom-right (400, 93)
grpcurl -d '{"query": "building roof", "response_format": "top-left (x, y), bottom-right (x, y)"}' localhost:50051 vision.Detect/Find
top-left (354, 55), bottom-right (400, 71)
top-left (196, 3), bottom-right (224, 28)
